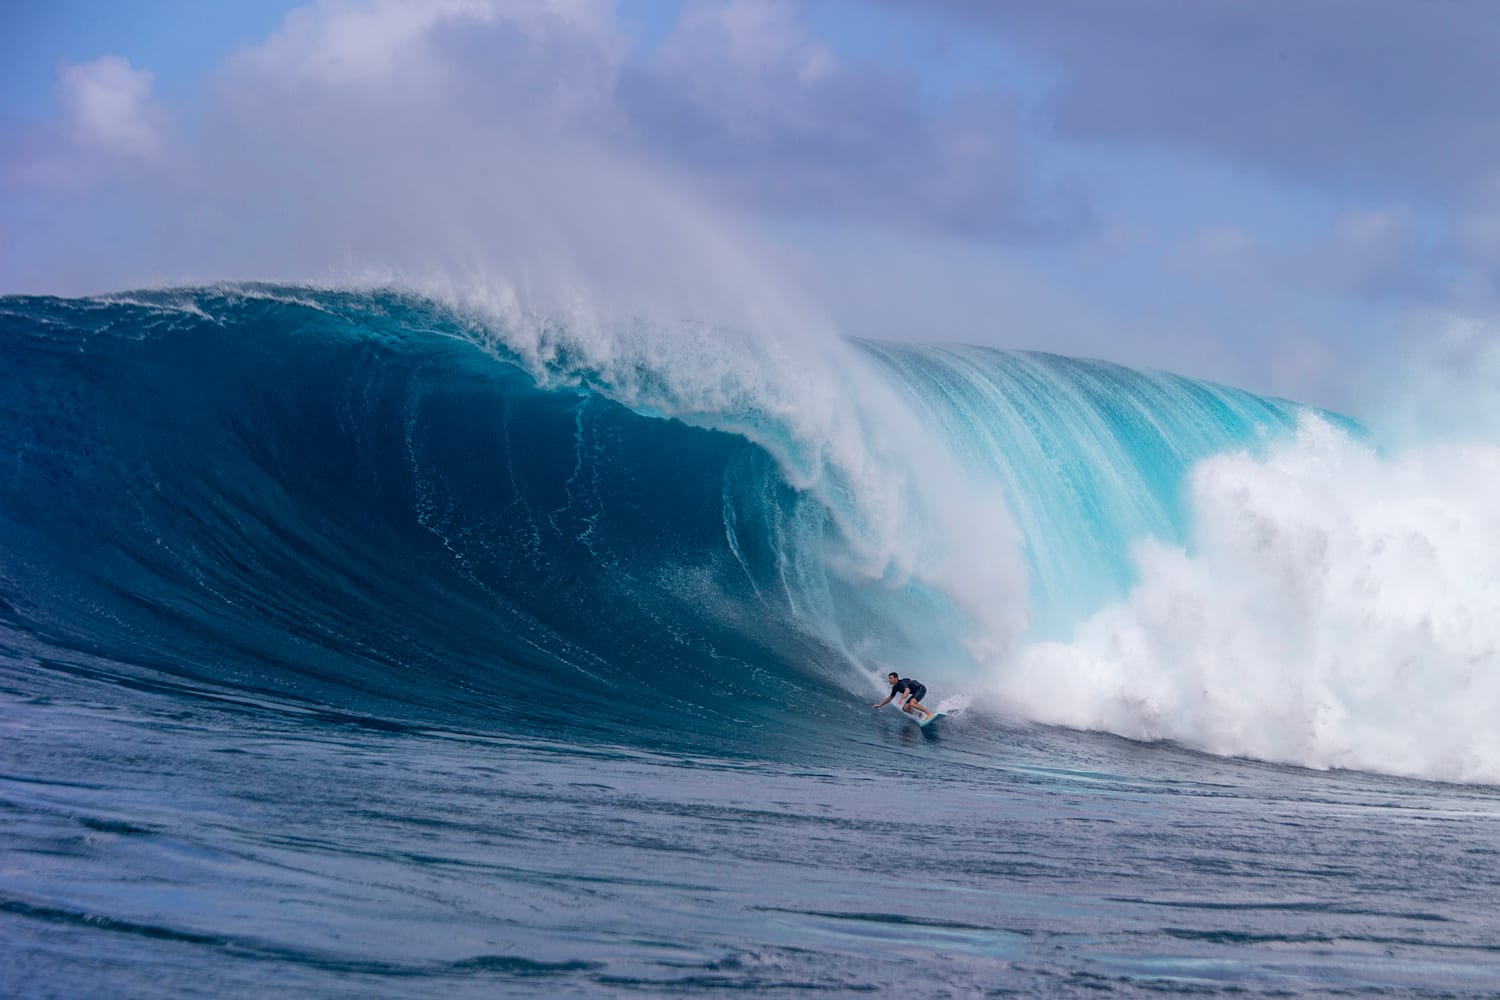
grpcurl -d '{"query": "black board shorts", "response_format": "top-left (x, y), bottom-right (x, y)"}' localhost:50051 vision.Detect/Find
top-left (905, 683), bottom-right (927, 702)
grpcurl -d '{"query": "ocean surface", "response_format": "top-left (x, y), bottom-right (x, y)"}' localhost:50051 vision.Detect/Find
top-left (3, 286), bottom-right (1499, 997)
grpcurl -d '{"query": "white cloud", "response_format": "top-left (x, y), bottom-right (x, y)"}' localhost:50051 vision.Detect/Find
top-left (231, 0), bottom-right (499, 87)
top-left (623, 1), bottom-right (1079, 240)
top-left (647, 0), bottom-right (836, 141)
top-left (218, 0), bottom-right (630, 138)
top-left (2, 0), bottom-right (830, 332)
top-left (0, 0), bottom-right (1074, 299)
top-left (57, 55), bottom-right (166, 160)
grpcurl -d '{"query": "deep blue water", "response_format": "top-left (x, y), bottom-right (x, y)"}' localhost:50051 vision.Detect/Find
top-left (3, 287), bottom-right (1498, 997)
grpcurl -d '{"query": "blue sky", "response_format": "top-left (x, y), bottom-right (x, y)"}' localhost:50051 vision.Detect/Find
top-left (3, 0), bottom-right (1498, 409)
top-left (0, 1), bottom-right (297, 120)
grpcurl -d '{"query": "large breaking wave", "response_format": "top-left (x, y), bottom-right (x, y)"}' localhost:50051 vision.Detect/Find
top-left (3, 285), bottom-right (1498, 782)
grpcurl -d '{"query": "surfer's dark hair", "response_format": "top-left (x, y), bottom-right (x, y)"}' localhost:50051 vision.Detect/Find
top-left (887, 672), bottom-right (899, 680)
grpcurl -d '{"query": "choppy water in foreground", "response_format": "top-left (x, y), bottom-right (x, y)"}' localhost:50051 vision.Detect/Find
top-left (6, 642), bottom-right (1499, 998)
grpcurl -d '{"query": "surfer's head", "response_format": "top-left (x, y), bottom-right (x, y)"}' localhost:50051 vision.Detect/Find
top-left (887, 672), bottom-right (899, 683)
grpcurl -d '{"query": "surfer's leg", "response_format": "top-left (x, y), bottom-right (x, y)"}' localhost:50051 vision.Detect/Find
top-left (908, 699), bottom-right (933, 719)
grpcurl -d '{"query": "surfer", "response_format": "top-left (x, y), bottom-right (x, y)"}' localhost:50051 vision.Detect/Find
top-left (872, 672), bottom-right (934, 721)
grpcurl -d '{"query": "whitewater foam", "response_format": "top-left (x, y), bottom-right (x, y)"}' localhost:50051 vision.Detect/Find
top-left (1001, 414), bottom-right (1500, 784)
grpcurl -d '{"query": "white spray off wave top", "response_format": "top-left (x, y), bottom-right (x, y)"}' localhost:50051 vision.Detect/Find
top-left (432, 276), bottom-right (1031, 684)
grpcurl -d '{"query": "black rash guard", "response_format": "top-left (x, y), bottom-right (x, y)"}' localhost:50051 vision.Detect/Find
top-left (890, 678), bottom-right (926, 701)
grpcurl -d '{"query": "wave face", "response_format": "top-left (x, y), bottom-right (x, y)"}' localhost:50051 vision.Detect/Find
top-left (861, 342), bottom-right (1313, 637)
top-left (5, 285), bottom-right (1495, 781)
top-left (0, 288), bottom-right (865, 744)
